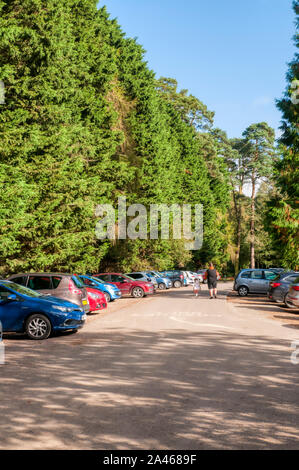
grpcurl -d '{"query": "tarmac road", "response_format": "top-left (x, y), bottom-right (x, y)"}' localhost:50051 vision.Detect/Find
top-left (1, 282), bottom-right (299, 449)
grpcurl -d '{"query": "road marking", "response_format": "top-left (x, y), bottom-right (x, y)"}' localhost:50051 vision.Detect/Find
top-left (169, 316), bottom-right (236, 330)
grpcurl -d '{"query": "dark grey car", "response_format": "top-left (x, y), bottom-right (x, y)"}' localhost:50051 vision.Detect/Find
top-left (233, 269), bottom-right (278, 296)
top-left (7, 273), bottom-right (90, 313)
top-left (268, 271), bottom-right (299, 305)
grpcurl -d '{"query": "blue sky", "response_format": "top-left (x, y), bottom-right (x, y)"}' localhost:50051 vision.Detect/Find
top-left (100, 0), bottom-right (296, 139)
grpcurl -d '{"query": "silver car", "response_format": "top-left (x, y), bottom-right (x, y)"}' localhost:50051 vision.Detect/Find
top-left (125, 272), bottom-right (158, 291)
top-left (234, 269), bottom-right (278, 296)
top-left (285, 278), bottom-right (299, 308)
top-left (7, 273), bottom-right (90, 313)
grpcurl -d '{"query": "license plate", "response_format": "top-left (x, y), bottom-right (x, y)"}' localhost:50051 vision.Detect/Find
top-left (82, 300), bottom-right (88, 305)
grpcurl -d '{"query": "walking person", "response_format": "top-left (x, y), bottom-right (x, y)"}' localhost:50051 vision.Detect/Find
top-left (204, 263), bottom-right (219, 299)
top-left (193, 277), bottom-right (200, 297)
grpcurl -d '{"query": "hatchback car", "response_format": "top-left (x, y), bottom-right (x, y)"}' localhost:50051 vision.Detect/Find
top-left (159, 270), bottom-right (185, 288)
top-left (268, 272), bottom-right (299, 305)
top-left (234, 269), bottom-right (278, 296)
top-left (85, 287), bottom-right (107, 313)
top-left (285, 278), bottom-right (299, 309)
top-left (126, 272), bottom-right (158, 291)
top-left (94, 273), bottom-right (154, 298)
top-left (79, 275), bottom-right (121, 302)
top-left (8, 273), bottom-right (89, 314)
top-left (145, 271), bottom-right (172, 289)
top-left (0, 280), bottom-right (86, 340)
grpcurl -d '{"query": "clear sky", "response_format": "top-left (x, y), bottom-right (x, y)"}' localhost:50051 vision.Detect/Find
top-left (100, 0), bottom-right (296, 139)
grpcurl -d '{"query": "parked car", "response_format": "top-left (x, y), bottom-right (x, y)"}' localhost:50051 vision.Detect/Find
top-left (197, 269), bottom-right (207, 283)
top-left (94, 273), bottom-right (154, 298)
top-left (268, 271), bottom-right (299, 305)
top-left (79, 275), bottom-right (121, 303)
top-left (0, 280), bottom-right (86, 340)
top-left (126, 272), bottom-right (158, 291)
top-left (285, 278), bottom-right (299, 309)
top-left (8, 273), bottom-right (90, 314)
top-left (159, 270), bottom-right (185, 288)
top-left (234, 269), bottom-right (278, 296)
top-left (145, 271), bottom-right (172, 290)
top-left (86, 287), bottom-right (107, 313)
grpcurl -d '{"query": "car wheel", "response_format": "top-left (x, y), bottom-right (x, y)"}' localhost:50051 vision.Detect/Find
top-left (131, 287), bottom-right (145, 298)
top-left (25, 314), bottom-right (52, 340)
top-left (104, 292), bottom-right (111, 302)
top-left (158, 283), bottom-right (166, 290)
top-left (284, 294), bottom-right (297, 309)
top-left (173, 280), bottom-right (182, 288)
top-left (238, 286), bottom-right (249, 297)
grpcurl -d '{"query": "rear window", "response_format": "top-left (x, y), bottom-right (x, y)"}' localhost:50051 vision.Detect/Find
top-left (264, 271), bottom-right (277, 280)
top-left (52, 276), bottom-right (62, 289)
top-left (28, 276), bottom-right (52, 290)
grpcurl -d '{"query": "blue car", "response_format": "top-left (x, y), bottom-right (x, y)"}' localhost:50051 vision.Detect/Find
top-left (79, 275), bottom-right (121, 302)
top-left (146, 271), bottom-right (172, 290)
top-left (0, 280), bottom-right (86, 340)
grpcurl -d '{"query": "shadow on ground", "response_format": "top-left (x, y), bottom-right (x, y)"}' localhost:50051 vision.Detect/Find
top-left (1, 326), bottom-right (299, 450)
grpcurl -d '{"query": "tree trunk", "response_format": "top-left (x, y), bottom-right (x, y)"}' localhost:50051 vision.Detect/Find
top-left (250, 176), bottom-right (256, 269)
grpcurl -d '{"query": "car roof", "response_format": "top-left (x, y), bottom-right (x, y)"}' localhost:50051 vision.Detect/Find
top-left (9, 272), bottom-right (74, 277)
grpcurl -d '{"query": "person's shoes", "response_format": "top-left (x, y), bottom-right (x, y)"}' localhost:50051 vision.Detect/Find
top-left (214, 295), bottom-right (217, 299)
top-left (210, 296), bottom-right (213, 299)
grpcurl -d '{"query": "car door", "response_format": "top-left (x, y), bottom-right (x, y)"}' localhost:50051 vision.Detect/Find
top-left (0, 286), bottom-right (24, 332)
top-left (27, 275), bottom-right (53, 295)
top-left (249, 270), bottom-right (264, 293)
top-left (262, 271), bottom-right (278, 293)
top-left (111, 275), bottom-right (131, 295)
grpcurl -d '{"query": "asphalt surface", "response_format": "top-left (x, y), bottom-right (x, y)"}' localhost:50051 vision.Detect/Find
top-left (1, 282), bottom-right (299, 449)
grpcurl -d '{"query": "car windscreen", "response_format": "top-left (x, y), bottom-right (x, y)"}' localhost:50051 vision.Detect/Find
top-left (72, 275), bottom-right (84, 288)
top-left (1, 281), bottom-right (42, 297)
top-left (293, 277), bottom-right (299, 284)
top-left (90, 276), bottom-right (105, 285)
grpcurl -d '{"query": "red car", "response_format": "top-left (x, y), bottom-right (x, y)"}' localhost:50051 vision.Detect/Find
top-left (86, 287), bottom-right (107, 313)
top-left (94, 273), bottom-right (154, 298)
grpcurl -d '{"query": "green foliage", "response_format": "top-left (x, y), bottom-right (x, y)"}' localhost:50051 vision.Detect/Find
top-left (266, 1), bottom-right (299, 269)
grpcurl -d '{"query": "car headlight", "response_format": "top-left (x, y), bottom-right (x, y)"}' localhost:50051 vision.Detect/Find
top-left (89, 293), bottom-right (100, 299)
top-left (53, 306), bottom-right (72, 313)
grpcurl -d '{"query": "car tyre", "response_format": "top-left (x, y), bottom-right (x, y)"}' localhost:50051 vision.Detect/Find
top-left (238, 286), bottom-right (249, 297)
top-left (131, 287), bottom-right (145, 298)
top-left (284, 294), bottom-right (297, 309)
top-left (173, 280), bottom-right (182, 288)
top-left (104, 292), bottom-right (111, 302)
top-left (158, 282), bottom-right (166, 290)
top-left (25, 314), bottom-right (52, 340)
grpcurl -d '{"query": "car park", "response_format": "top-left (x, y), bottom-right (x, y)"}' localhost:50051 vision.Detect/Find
top-left (285, 278), bottom-right (299, 309)
top-left (94, 273), bottom-right (154, 298)
top-left (85, 287), bottom-right (107, 313)
top-left (79, 275), bottom-right (121, 302)
top-left (126, 272), bottom-right (159, 291)
top-left (0, 280), bottom-right (86, 340)
top-left (233, 269), bottom-right (278, 296)
top-left (268, 271), bottom-right (299, 305)
top-left (159, 270), bottom-right (185, 288)
top-left (8, 273), bottom-right (90, 314)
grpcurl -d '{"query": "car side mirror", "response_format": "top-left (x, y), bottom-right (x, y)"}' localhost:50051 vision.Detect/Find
top-left (7, 294), bottom-right (18, 302)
